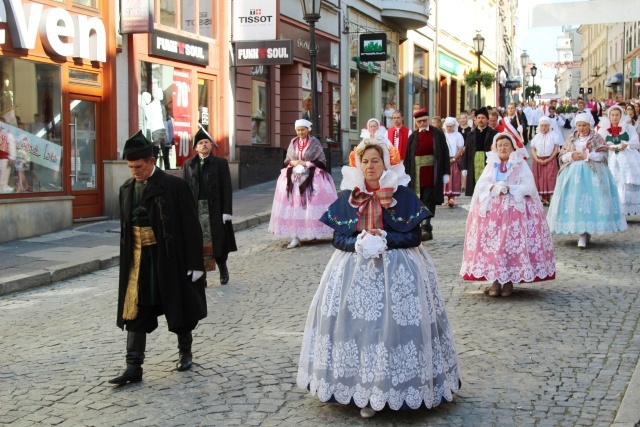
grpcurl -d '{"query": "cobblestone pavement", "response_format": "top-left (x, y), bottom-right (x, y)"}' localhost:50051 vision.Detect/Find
top-left (1, 198), bottom-right (640, 426)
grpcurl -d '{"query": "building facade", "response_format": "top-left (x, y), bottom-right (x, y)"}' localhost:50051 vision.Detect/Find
top-left (0, 0), bottom-right (117, 242)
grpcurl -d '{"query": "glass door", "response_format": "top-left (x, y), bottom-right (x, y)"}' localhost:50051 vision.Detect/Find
top-left (69, 96), bottom-right (101, 218)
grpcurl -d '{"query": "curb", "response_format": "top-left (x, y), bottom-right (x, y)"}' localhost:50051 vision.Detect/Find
top-left (612, 354), bottom-right (640, 427)
top-left (0, 212), bottom-right (271, 297)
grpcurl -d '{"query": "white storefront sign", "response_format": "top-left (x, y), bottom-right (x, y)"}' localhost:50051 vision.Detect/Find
top-left (232, 0), bottom-right (276, 41)
top-left (0, 0), bottom-right (107, 62)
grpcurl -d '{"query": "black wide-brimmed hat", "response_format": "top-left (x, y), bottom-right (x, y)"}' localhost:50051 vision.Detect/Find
top-left (193, 128), bottom-right (211, 148)
top-left (122, 130), bottom-right (153, 160)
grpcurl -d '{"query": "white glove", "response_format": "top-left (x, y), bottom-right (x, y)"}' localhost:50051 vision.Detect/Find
top-left (517, 125), bottom-right (523, 134)
top-left (293, 164), bottom-right (307, 174)
top-left (461, 170), bottom-right (468, 177)
top-left (223, 214), bottom-right (232, 223)
top-left (443, 174), bottom-right (450, 185)
top-left (354, 230), bottom-right (387, 259)
top-left (188, 270), bottom-right (204, 282)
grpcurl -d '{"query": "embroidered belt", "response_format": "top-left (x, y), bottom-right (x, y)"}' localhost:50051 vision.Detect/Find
top-left (414, 155), bottom-right (435, 193)
top-left (123, 226), bottom-right (156, 321)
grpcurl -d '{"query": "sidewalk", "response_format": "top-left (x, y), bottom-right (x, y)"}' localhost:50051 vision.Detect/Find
top-left (0, 168), bottom-right (342, 297)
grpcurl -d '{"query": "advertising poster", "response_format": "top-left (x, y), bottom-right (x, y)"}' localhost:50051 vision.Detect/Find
top-left (0, 122), bottom-right (62, 172)
top-left (172, 69), bottom-right (192, 167)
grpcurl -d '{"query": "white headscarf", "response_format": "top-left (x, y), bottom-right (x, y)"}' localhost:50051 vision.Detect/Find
top-left (443, 117), bottom-right (458, 130)
top-left (341, 138), bottom-right (410, 192)
top-left (574, 112), bottom-right (593, 126)
top-left (294, 119), bottom-right (312, 130)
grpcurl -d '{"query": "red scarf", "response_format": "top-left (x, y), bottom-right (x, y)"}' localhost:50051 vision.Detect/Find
top-left (609, 126), bottom-right (622, 137)
top-left (349, 186), bottom-right (394, 231)
top-left (297, 138), bottom-right (308, 158)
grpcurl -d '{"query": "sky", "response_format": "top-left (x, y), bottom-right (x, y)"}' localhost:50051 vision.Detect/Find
top-left (515, 0), bottom-right (579, 94)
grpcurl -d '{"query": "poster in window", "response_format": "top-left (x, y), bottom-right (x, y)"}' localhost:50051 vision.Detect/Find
top-left (172, 69), bottom-right (191, 167)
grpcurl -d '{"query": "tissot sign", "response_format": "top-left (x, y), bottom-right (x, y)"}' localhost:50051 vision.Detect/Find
top-left (232, 0), bottom-right (276, 41)
top-left (235, 40), bottom-right (293, 66)
top-left (150, 31), bottom-right (209, 66)
top-left (0, 0), bottom-right (107, 62)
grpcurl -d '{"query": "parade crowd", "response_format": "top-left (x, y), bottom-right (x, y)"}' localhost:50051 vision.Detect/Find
top-left (109, 93), bottom-right (639, 420)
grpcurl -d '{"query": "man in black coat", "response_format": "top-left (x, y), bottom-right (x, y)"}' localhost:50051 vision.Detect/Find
top-left (403, 108), bottom-right (450, 241)
top-left (461, 107), bottom-right (497, 197)
top-left (110, 131), bottom-right (207, 385)
top-left (183, 129), bottom-right (237, 284)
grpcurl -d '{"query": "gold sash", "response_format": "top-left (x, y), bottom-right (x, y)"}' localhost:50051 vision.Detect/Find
top-left (122, 226), bottom-right (157, 320)
top-left (414, 154), bottom-right (435, 193)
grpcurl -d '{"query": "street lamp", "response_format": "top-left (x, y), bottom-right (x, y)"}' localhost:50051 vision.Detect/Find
top-left (473, 32), bottom-right (485, 108)
top-left (531, 64), bottom-right (538, 87)
top-left (520, 50), bottom-right (530, 99)
top-left (302, 0), bottom-right (322, 139)
top-left (524, 73), bottom-right (530, 100)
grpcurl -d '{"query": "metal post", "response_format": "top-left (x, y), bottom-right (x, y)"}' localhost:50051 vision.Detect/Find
top-left (309, 20), bottom-right (320, 139)
top-left (476, 53), bottom-right (481, 108)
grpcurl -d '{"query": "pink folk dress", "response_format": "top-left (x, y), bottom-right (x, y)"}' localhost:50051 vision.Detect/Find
top-left (268, 136), bottom-right (337, 239)
top-left (460, 150), bottom-right (556, 284)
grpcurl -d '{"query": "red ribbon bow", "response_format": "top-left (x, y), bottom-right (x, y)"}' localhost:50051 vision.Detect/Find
top-left (349, 187), bottom-right (394, 231)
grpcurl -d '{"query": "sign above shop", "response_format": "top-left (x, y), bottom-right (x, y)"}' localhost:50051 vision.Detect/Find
top-left (279, 23), bottom-right (333, 68)
top-left (0, 0), bottom-right (107, 62)
top-left (438, 53), bottom-right (460, 75)
top-left (150, 31), bottom-right (209, 66)
top-left (359, 33), bottom-right (387, 62)
top-left (233, 0), bottom-right (276, 41)
top-left (235, 40), bottom-right (293, 66)
top-left (120, 0), bottom-right (154, 34)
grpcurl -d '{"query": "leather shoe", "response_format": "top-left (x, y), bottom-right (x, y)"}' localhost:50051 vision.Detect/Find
top-left (488, 281), bottom-right (501, 297)
top-left (219, 263), bottom-right (229, 285)
top-left (501, 282), bottom-right (513, 297)
top-left (420, 230), bottom-right (433, 241)
top-left (176, 353), bottom-right (192, 371)
top-left (109, 366), bottom-right (142, 385)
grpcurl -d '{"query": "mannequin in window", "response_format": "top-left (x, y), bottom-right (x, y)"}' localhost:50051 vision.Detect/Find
top-left (0, 76), bottom-right (17, 126)
top-left (144, 89), bottom-right (167, 164)
top-left (138, 93), bottom-right (150, 141)
top-left (0, 127), bottom-right (16, 193)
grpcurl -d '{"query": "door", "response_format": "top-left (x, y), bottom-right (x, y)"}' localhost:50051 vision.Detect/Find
top-left (69, 96), bottom-right (102, 218)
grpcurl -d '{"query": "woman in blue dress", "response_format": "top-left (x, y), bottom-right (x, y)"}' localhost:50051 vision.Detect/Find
top-left (297, 138), bottom-right (461, 418)
top-left (547, 112), bottom-right (627, 247)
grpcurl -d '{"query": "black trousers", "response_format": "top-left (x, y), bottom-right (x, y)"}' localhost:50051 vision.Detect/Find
top-left (125, 304), bottom-right (197, 335)
top-left (215, 254), bottom-right (228, 265)
top-left (160, 145), bottom-right (171, 170)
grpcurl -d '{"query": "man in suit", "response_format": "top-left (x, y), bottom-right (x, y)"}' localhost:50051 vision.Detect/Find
top-left (183, 129), bottom-right (237, 285)
top-left (403, 108), bottom-right (450, 241)
top-left (110, 131), bottom-right (207, 385)
top-left (461, 107), bottom-right (497, 197)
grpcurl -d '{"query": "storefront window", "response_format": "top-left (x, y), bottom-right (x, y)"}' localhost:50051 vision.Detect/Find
top-left (160, 0), bottom-right (177, 28)
top-left (382, 40), bottom-right (398, 75)
top-left (197, 79), bottom-right (210, 136)
top-left (414, 46), bottom-right (428, 76)
top-left (73, 0), bottom-right (97, 7)
top-left (139, 62), bottom-right (192, 168)
top-left (381, 81), bottom-right (397, 128)
top-left (160, 0), bottom-right (214, 36)
top-left (331, 86), bottom-right (341, 143)
top-left (0, 58), bottom-right (62, 194)
top-left (251, 73), bottom-right (269, 145)
top-left (349, 70), bottom-right (358, 130)
top-left (198, 0), bottom-right (213, 38)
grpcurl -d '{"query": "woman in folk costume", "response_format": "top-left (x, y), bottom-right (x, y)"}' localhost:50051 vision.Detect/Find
top-left (348, 117), bottom-right (401, 169)
top-left (460, 133), bottom-right (555, 297)
top-left (530, 116), bottom-right (561, 206)
top-left (597, 105), bottom-right (640, 215)
top-left (547, 113), bottom-right (627, 248)
top-left (268, 119), bottom-right (338, 248)
top-left (297, 138), bottom-right (461, 419)
top-left (443, 117), bottom-right (465, 207)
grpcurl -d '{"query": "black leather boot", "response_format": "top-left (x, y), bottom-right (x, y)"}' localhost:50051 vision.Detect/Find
top-left (109, 331), bottom-right (146, 385)
top-left (176, 332), bottom-right (193, 371)
top-left (219, 263), bottom-right (229, 285)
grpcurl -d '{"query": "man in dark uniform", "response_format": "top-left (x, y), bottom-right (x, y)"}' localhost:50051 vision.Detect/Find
top-left (403, 108), bottom-right (450, 241)
top-left (461, 107), bottom-right (497, 197)
top-left (109, 131), bottom-right (207, 385)
top-left (183, 129), bottom-right (237, 285)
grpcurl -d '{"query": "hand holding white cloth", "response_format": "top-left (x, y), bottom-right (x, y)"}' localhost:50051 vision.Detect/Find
top-left (461, 170), bottom-right (468, 177)
top-left (517, 125), bottom-right (523, 134)
top-left (443, 174), bottom-right (450, 185)
top-left (354, 230), bottom-right (387, 259)
top-left (187, 270), bottom-right (204, 282)
top-left (223, 214), bottom-right (232, 223)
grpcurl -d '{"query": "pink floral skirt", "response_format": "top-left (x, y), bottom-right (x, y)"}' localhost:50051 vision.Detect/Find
top-left (460, 195), bottom-right (556, 284)
top-left (268, 167), bottom-right (337, 239)
top-left (443, 160), bottom-right (462, 197)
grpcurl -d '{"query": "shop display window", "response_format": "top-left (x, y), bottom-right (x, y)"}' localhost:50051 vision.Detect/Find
top-left (159, 0), bottom-right (215, 37)
top-left (330, 86), bottom-right (341, 143)
top-left (381, 80), bottom-right (397, 129)
top-left (414, 46), bottom-right (428, 77)
top-left (252, 78), bottom-right (269, 145)
top-left (139, 61), bottom-right (192, 168)
top-left (0, 57), bottom-right (62, 195)
top-left (349, 70), bottom-right (358, 130)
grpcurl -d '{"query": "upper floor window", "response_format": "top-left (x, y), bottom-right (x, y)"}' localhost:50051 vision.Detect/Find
top-left (160, 0), bottom-right (214, 38)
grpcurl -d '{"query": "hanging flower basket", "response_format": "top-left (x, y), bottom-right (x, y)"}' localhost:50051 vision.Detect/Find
top-left (464, 70), bottom-right (496, 89)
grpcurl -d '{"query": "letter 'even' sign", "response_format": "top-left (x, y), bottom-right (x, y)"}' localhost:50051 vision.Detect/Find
top-left (0, 0), bottom-right (107, 62)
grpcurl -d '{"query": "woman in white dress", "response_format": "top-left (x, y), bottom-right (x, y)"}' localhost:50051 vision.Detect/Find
top-left (597, 105), bottom-right (640, 215)
top-left (297, 138), bottom-right (461, 418)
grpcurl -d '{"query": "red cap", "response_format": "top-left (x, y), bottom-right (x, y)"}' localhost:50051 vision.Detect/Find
top-left (413, 108), bottom-right (428, 119)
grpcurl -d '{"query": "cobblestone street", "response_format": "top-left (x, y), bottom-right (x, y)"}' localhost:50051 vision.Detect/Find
top-left (1, 200), bottom-right (640, 426)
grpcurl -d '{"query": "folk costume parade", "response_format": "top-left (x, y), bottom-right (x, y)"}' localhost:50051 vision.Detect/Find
top-left (268, 119), bottom-right (337, 248)
top-left (597, 105), bottom-right (640, 215)
top-left (403, 108), bottom-right (451, 241)
top-left (297, 138), bottom-right (461, 418)
top-left (111, 131), bottom-right (207, 385)
top-left (547, 113), bottom-right (628, 248)
top-left (460, 132), bottom-right (556, 297)
top-left (183, 128), bottom-right (237, 285)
